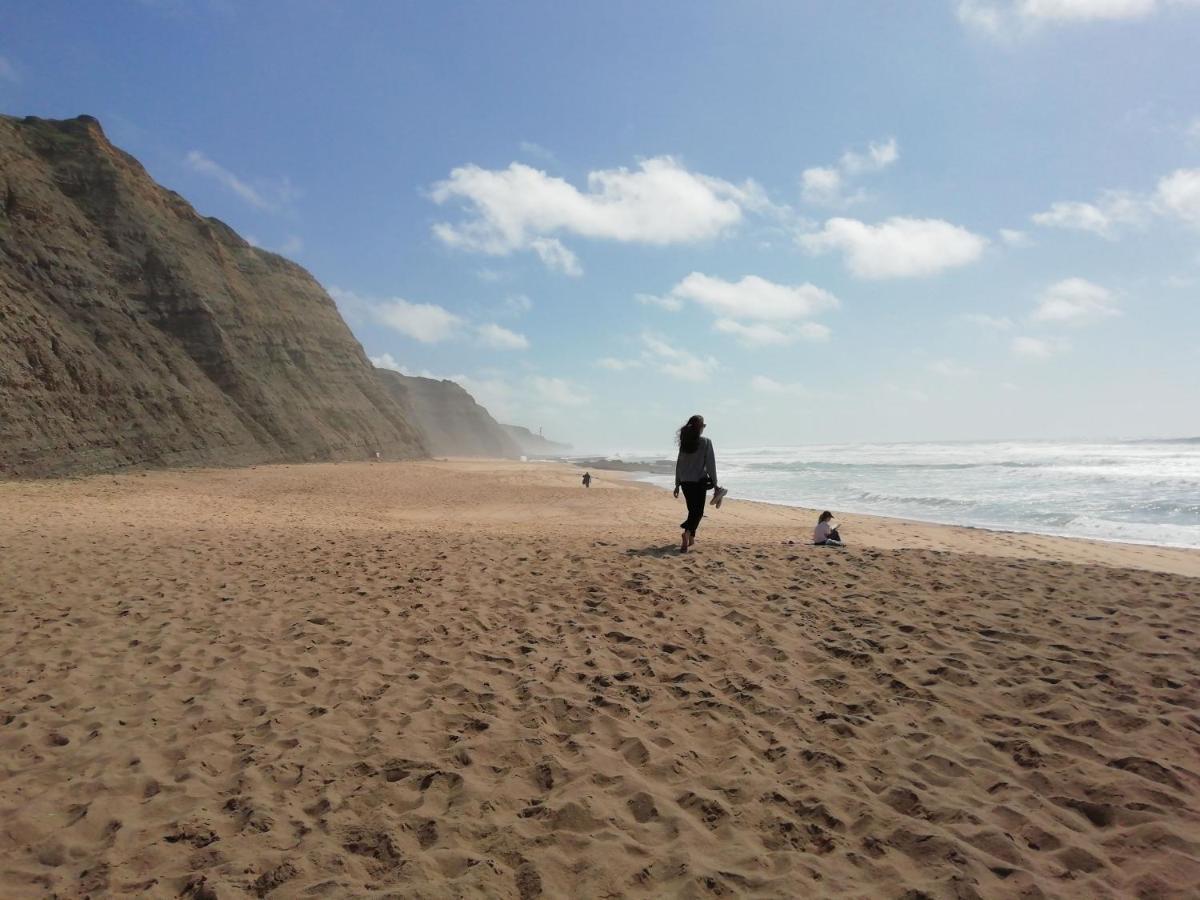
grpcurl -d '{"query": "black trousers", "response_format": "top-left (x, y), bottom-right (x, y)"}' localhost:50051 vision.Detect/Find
top-left (679, 481), bottom-right (708, 534)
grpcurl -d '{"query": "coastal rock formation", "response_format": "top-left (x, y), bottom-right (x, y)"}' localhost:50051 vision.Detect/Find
top-left (503, 423), bottom-right (571, 456)
top-left (375, 370), bottom-right (522, 458)
top-left (0, 114), bottom-right (427, 477)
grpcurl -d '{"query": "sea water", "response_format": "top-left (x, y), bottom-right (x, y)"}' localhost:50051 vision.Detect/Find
top-left (617, 440), bottom-right (1200, 549)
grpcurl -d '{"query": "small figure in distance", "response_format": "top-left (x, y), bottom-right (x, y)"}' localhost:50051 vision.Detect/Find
top-left (673, 413), bottom-right (724, 553)
top-left (582, 471), bottom-right (592, 488)
top-left (814, 510), bottom-right (844, 547)
top-left (373, 451), bottom-right (381, 462)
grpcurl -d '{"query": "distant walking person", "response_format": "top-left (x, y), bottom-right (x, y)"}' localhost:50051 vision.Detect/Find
top-left (814, 510), bottom-right (844, 547)
top-left (673, 414), bottom-right (726, 553)
top-left (582, 471), bottom-right (592, 488)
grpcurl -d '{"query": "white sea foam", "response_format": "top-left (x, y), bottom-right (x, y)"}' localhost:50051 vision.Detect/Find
top-left (614, 440), bottom-right (1200, 549)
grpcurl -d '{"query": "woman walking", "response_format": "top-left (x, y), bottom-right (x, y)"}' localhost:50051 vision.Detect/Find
top-left (673, 414), bottom-right (725, 553)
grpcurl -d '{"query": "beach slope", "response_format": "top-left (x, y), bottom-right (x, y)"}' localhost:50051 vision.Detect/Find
top-left (1, 461), bottom-right (1197, 898)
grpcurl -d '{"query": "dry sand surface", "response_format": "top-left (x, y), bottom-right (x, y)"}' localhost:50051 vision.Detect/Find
top-left (1, 459), bottom-right (1198, 899)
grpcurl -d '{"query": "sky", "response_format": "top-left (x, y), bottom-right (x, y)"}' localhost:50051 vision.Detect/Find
top-left (3, 0), bottom-right (1199, 453)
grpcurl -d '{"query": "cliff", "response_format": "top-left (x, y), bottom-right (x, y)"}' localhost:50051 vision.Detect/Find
top-left (503, 424), bottom-right (572, 456)
top-left (0, 114), bottom-right (427, 477)
top-left (375, 369), bottom-right (523, 458)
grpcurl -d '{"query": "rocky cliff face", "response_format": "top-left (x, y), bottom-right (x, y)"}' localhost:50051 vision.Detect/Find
top-left (0, 114), bottom-right (427, 477)
top-left (375, 369), bottom-right (522, 458)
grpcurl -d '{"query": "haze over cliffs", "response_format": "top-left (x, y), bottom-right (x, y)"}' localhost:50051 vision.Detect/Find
top-left (375, 370), bottom-right (522, 458)
top-left (0, 114), bottom-right (562, 477)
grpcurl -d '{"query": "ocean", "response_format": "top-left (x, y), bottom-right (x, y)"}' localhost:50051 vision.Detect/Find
top-left (612, 439), bottom-right (1200, 549)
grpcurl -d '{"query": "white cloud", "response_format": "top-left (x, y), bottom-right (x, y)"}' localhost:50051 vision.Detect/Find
top-left (430, 157), bottom-right (764, 271)
top-left (670, 272), bottom-right (839, 320)
top-left (957, 0), bottom-right (1168, 35)
top-left (999, 228), bottom-right (1031, 247)
top-left (476, 323), bottom-right (530, 350)
top-left (530, 237), bottom-right (582, 276)
top-left (1013, 335), bottom-right (1069, 358)
top-left (1155, 168), bottom-right (1200, 225)
top-left (751, 375), bottom-right (809, 397)
top-left (636, 292), bottom-right (685, 312)
top-left (715, 318), bottom-right (830, 346)
top-left (184, 150), bottom-right (297, 212)
top-left (1031, 190), bottom-right (1147, 237)
top-left (964, 312), bottom-right (1015, 329)
top-left (370, 353), bottom-right (407, 373)
top-left (375, 298), bottom-right (465, 343)
top-left (529, 376), bottom-right (588, 407)
top-left (1020, 0), bottom-right (1156, 22)
top-left (1030, 168), bottom-right (1200, 239)
top-left (1031, 277), bottom-right (1120, 323)
top-left (0, 55), bottom-right (19, 83)
top-left (331, 287), bottom-right (466, 344)
top-left (597, 357), bottom-right (643, 371)
top-left (801, 138), bottom-right (898, 205)
top-left (800, 166), bottom-right (847, 205)
top-left (799, 216), bottom-right (987, 278)
top-left (928, 359), bottom-right (974, 377)
top-left (641, 334), bottom-right (720, 382)
top-left (840, 137), bottom-right (900, 174)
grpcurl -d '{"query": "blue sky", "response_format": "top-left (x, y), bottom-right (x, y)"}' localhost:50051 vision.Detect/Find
top-left (3, 0), bottom-right (1198, 452)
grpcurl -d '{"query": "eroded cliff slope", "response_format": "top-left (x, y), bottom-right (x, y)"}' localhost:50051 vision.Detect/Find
top-left (375, 369), bottom-right (522, 458)
top-left (0, 114), bottom-right (427, 476)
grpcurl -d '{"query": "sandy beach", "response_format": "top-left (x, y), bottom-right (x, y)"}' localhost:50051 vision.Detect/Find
top-left (1, 459), bottom-right (1197, 899)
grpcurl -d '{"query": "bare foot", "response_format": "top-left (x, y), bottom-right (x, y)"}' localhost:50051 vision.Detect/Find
top-left (687, 531), bottom-right (696, 547)
top-left (680, 532), bottom-right (689, 553)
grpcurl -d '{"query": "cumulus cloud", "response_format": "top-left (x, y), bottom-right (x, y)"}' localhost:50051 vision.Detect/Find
top-left (798, 216), bottom-right (987, 278)
top-left (476, 323), bottom-right (530, 350)
top-left (641, 334), bottom-right (720, 382)
top-left (1031, 277), bottom-right (1120, 323)
top-left (374, 298), bottom-right (466, 343)
top-left (714, 319), bottom-right (830, 346)
top-left (369, 353), bottom-right (408, 373)
top-left (1031, 168), bottom-right (1200, 238)
top-left (751, 375), bottom-right (809, 396)
top-left (1012, 335), bottom-right (1069, 358)
top-left (999, 228), bottom-right (1031, 247)
top-left (430, 157), bottom-right (765, 273)
top-left (184, 150), bottom-right (298, 212)
top-left (670, 272), bottom-right (839, 320)
top-left (1031, 190), bottom-right (1147, 237)
top-left (329, 287), bottom-right (465, 344)
top-left (1155, 168), bottom-right (1200, 225)
top-left (801, 138), bottom-right (899, 205)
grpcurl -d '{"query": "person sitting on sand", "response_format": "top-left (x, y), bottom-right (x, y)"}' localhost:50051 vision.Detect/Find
top-left (673, 414), bottom-right (726, 553)
top-left (582, 471), bottom-right (592, 488)
top-left (814, 510), bottom-right (844, 547)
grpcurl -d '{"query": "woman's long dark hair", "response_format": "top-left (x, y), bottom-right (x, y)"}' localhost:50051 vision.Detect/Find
top-left (677, 414), bottom-right (704, 453)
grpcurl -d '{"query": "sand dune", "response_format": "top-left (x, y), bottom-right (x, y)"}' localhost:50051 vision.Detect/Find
top-left (1, 460), bottom-right (1197, 898)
